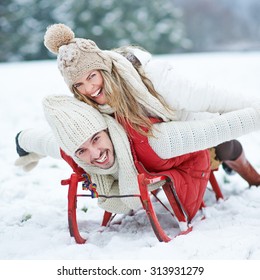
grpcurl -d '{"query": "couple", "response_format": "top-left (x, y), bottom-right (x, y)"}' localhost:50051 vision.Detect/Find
top-left (15, 24), bottom-right (260, 224)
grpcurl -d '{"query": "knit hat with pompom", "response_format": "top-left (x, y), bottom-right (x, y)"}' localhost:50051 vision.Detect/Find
top-left (44, 24), bottom-right (177, 123)
top-left (44, 24), bottom-right (112, 92)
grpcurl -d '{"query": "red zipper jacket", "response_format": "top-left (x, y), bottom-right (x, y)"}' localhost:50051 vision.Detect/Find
top-left (123, 118), bottom-right (211, 221)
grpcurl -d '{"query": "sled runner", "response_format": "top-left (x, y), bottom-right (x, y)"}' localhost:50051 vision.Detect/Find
top-left (60, 150), bottom-right (223, 244)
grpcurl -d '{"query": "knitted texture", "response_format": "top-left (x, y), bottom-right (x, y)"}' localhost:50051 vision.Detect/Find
top-left (99, 50), bottom-right (176, 121)
top-left (42, 95), bottom-right (107, 157)
top-left (91, 174), bottom-right (134, 214)
top-left (44, 24), bottom-right (112, 91)
top-left (149, 107), bottom-right (260, 159)
top-left (70, 114), bottom-right (141, 213)
top-left (42, 95), bottom-right (141, 213)
top-left (141, 55), bottom-right (254, 115)
top-left (18, 128), bottom-right (61, 159)
top-left (103, 114), bottom-right (140, 210)
top-left (44, 24), bottom-right (177, 122)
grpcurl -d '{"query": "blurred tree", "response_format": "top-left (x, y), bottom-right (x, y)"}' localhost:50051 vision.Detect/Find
top-left (0, 0), bottom-right (188, 62)
top-left (0, 0), bottom-right (70, 62)
top-left (70, 0), bottom-right (189, 54)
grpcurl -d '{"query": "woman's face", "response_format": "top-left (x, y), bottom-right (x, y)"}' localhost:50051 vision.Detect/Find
top-left (73, 70), bottom-right (107, 105)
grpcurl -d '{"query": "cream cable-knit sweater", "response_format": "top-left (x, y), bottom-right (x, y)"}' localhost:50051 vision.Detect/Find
top-left (19, 128), bottom-right (61, 159)
top-left (19, 106), bottom-right (260, 161)
top-left (149, 108), bottom-right (260, 159)
top-left (133, 47), bottom-right (254, 116)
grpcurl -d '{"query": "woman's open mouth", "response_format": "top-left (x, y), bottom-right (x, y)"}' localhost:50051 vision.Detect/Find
top-left (91, 88), bottom-right (102, 98)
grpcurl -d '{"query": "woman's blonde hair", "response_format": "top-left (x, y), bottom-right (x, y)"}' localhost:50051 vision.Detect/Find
top-left (72, 48), bottom-right (173, 137)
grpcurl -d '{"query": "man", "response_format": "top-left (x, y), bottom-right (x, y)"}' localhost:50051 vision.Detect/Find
top-left (15, 95), bottom-right (260, 222)
top-left (16, 95), bottom-right (141, 215)
top-left (15, 94), bottom-right (210, 224)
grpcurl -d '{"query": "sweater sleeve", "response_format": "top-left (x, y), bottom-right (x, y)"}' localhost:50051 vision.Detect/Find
top-left (18, 128), bottom-right (62, 159)
top-left (144, 59), bottom-right (254, 114)
top-left (148, 107), bottom-right (260, 159)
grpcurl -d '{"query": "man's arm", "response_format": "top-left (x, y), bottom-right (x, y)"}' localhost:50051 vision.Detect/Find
top-left (149, 107), bottom-right (260, 159)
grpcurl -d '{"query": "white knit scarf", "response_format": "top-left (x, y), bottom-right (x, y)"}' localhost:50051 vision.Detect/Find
top-left (100, 50), bottom-right (177, 121)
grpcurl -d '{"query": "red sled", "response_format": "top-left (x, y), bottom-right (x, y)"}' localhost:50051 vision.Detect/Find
top-left (60, 150), bottom-right (223, 244)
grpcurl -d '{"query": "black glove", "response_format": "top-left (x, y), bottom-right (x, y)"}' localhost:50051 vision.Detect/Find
top-left (15, 131), bottom-right (29, 157)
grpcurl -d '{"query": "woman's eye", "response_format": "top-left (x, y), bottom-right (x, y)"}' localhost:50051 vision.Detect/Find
top-left (73, 83), bottom-right (81, 89)
top-left (88, 73), bottom-right (96, 80)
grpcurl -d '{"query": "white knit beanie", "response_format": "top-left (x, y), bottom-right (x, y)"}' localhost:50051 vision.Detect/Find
top-left (44, 23), bottom-right (112, 92)
top-left (42, 95), bottom-right (107, 157)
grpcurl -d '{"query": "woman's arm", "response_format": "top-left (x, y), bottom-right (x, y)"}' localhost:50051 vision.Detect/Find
top-left (149, 107), bottom-right (260, 159)
top-left (143, 59), bottom-right (254, 114)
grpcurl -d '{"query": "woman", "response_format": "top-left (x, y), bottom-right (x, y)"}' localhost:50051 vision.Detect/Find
top-left (41, 24), bottom-right (260, 186)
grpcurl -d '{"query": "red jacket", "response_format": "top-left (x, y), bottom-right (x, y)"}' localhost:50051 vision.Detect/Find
top-left (123, 118), bottom-right (211, 221)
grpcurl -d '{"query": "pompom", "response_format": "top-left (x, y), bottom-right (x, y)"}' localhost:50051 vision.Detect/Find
top-left (44, 23), bottom-right (75, 54)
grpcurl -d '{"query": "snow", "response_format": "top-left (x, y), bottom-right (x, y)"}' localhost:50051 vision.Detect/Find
top-left (1, 52), bottom-right (260, 268)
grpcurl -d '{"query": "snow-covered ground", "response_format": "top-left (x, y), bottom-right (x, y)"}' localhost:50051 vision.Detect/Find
top-left (1, 52), bottom-right (260, 270)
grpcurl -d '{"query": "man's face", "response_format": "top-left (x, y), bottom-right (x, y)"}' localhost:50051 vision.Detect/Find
top-left (74, 130), bottom-right (114, 169)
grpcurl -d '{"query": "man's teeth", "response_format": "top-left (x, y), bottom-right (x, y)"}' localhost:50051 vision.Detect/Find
top-left (96, 153), bottom-right (107, 163)
top-left (91, 89), bottom-right (101, 97)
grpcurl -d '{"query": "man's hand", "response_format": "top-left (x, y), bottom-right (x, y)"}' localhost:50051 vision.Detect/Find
top-left (15, 131), bottom-right (45, 172)
top-left (14, 153), bottom-right (45, 172)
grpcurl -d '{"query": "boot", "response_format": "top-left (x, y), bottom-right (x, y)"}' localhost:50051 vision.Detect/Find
top-left (224, 151), bottom-right (260, 187)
